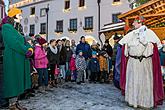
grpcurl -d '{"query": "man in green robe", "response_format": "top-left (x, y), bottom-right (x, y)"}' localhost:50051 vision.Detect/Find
top-left (1, 8), bottom-right (33, 110)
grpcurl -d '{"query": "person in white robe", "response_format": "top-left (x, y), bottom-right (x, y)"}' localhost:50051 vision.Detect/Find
top-left (119, 16), bottom-right (162, 108)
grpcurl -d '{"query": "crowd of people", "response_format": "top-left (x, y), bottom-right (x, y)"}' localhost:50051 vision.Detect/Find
top-left (29, 35), bottom-right (117, 88)
top-left (0, 7), bottom-right (165, 110)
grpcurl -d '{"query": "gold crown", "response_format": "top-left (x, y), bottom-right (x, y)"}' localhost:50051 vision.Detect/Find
top-left (8, 8), bottom-right (22, 17)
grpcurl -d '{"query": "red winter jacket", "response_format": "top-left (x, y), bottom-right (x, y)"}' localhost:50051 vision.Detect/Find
top-left (70, 57), bottom-right (76, 71)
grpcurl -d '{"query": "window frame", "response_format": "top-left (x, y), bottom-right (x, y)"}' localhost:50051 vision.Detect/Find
top-left (84, 16), bottom-right (93, 29)
top-left (69, 18), bottom-right (77, 31)
top-left (40, 8), bottom-right (46, 17)
top-left (79, 0), bottom-right (85, 7)
top-left (65, 0), bottom-right (70, 10)
top-left (30, 24), bottom-right (35, 35)
top-left (113, 0), bottom-right (120, 2)
top-left (40, 23), bottom-right (46, 34)
top-left (30, 7), bottom-right (35, 15)
top-left (56, 20), bottom-right (63, 32)
top-left (112, 13), bottom-right (121, 23)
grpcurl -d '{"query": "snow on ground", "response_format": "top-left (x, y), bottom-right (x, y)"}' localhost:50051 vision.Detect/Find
top-left (10, 82), bottom-right (165, 110)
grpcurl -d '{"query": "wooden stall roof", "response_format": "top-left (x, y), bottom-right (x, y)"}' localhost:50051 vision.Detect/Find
top-left (100, 22), bottom-right (125, 39)
top-left (118, 0), bottom-right (165, 40)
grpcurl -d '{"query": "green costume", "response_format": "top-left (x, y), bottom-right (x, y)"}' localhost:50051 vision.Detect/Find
top-left (2, 23), bottom-right (31, 98)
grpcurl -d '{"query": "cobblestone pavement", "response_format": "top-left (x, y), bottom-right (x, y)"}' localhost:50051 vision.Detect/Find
top-left (17, 82), bottom-right (165, 110)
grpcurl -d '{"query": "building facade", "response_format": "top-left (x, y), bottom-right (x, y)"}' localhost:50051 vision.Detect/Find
top-left (9, 0), bottom-right (130, 44)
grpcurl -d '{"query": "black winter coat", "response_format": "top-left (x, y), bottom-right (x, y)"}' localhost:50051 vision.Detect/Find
top-left (59, 46), bottom-right (67, 65)
top-left (47, 47), bottom-right (59, 65)
top-left (66, 46), bottom-right (73, 62)
top-left (88, 58), bottom-right (100, 72)
top-left (102, 44), bottom-right (113, 57)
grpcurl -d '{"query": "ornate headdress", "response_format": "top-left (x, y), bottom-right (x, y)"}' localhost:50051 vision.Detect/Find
top-left (134, 16), bottom-right (145, 23)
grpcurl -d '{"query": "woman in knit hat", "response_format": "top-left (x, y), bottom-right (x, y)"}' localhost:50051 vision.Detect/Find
top-left (1, 7), bottom-right (33, 110)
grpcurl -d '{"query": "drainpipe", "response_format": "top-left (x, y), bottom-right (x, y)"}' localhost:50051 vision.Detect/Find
top-left (46, 4), bottom-right (49, 41)
top-left (97, 0), bottom-right (103, 47)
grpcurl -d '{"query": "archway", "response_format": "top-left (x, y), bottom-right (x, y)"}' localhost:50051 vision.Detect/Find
top-left (60, 36), bottom-right (70, 41)
top-left (84, 35), bottom-right (98, 45)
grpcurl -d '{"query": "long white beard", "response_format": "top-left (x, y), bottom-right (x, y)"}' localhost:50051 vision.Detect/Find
top-left (14, 14), bottom-right (22, 23)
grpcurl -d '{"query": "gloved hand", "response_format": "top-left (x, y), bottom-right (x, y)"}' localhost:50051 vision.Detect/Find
top-left (26, 48), bottom-right (33, 58)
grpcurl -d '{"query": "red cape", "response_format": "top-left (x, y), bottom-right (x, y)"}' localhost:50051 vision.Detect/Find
top-left (120, 44), bottom-right (164, 107)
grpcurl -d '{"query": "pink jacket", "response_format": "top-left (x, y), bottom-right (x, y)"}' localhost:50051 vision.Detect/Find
top-left (70, 57), bottom-right (76, 71)
top-left (34, 45), bottom-right (48, 68)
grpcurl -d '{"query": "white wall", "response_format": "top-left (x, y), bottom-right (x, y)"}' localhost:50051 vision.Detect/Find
top-left (19, 0), bottom-right (130, 44)
top-left (49, 0), bottom-right (99, 43)
top-left (20, 1), bottom-right (52, 37)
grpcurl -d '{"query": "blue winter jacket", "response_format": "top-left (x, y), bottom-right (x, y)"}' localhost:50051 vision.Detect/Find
top-left (76, 42), bottom-right (92, 59)
top-left (160, 46), bottom-right (165, 66)
top-left (88, 58), bottom-right (100, 72)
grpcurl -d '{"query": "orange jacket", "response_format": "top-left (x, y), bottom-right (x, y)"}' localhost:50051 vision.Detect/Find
top-left (99, 55), bottom-right (108, 72)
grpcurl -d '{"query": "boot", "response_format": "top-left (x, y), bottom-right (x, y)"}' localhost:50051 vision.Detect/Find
top-left (38, 86), bottom-right (45, 93)
top-left (15, 102), bottom-right (27, 110)
top-left (48, 81), bottom-right (53, 88)
top-left (9, 103), bottom-right (19, 110)
top-left (45, 86), bottom-right (54, 92)
top-left (52, 80), bottom-right (57, 87)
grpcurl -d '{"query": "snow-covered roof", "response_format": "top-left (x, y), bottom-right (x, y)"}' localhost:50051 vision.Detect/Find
top-left (100, 22), bottom-right (125, 33)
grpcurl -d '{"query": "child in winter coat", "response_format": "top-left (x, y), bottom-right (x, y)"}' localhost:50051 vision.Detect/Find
top-left (70, 54), bottom-right (77, 82)
top-left (88, 51), bottom-right (100, 83)
top-left (98, 51), bottom-right (109, 83)
top-left (76, 50), bottom-right (87, 84)
top-left (34, 36), bottom-right (49, 92)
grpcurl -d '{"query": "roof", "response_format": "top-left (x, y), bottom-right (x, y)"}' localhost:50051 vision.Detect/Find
top-left (118, 0), bottom-right (165, 28)
top-left (100, 22), bottom-right (125, 33)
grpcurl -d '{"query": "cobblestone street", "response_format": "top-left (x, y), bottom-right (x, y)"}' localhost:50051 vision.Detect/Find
top-left (18, 82), bottom-right (165, 110)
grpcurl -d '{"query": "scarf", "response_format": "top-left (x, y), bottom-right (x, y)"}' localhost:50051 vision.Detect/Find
top-left (49, 44), bottom-right (57, 54)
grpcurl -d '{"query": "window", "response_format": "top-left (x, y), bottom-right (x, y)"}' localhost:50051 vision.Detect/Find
top-left (40, 8), bottom-right (46, 17)
top-left (65, 0), bottom-right (70, 9)
top-left (69, 19), bottom-right (77, 31)
top-left (112, 13), bottom-right (121, 23)
top-left (30, 24), bottom-right (35, 35)
top-left (40, 23), bottom-right (46, 34)
top-left (79, 0), bottom-right (85, 7)
top-left (30, 7), bottom-right (35, 15)
top-left (113, 0), bottom-right (120, 2)
top-left (85, 17), bottom-right (93, 29)
top-left (56, 20), bottom-right (63, 32)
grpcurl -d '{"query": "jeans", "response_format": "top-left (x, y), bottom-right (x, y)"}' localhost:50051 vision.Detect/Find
top-left (77, 70), bottom-right (84, 83)
top-left (65, 62), bottom-right (70, 78)
top-left (59, 65), bottom-right (66, 79)
top-left (85, 60), bottom-right (90, 79)
top-left (90, 72), bottom-right (98, 82)
top-left (65, 62), bottom-right (69, 72)
top-left (71, 70), bottom-right (77, 81)
top-left (49, 64), bottom-right (55, 81)
top-left (100, 71), bottom-right (108, 82)
top-left (37, 68), bottom-right (48, 86)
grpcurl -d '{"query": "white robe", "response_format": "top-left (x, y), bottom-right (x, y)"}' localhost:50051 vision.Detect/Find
top-left (119, 25), bottom-right (162, 108)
